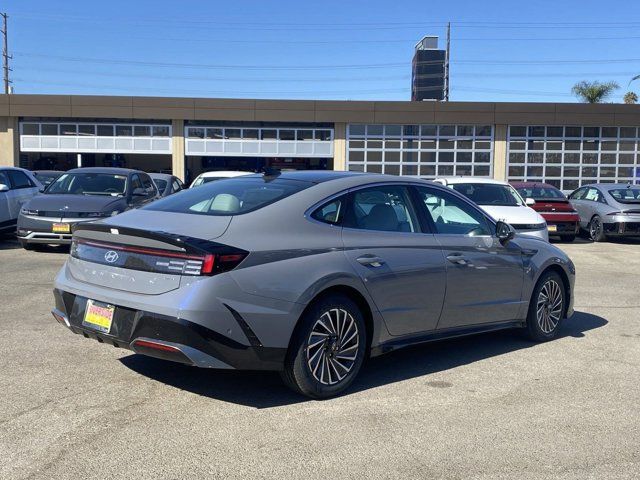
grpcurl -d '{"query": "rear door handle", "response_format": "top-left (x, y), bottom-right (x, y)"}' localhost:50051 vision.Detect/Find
top-left (356, 255), bottom-right (385, 268)
top-left (446, 253), bottom-right (468, 265)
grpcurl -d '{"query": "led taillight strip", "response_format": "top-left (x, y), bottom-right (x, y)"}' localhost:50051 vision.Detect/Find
top-left (74, 238), bottom-right (215, 275)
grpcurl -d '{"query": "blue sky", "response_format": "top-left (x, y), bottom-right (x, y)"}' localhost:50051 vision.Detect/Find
top-left (4, 0), bottom-right (640, 102)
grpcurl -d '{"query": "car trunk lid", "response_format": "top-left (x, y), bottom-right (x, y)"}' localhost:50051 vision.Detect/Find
top-left (67, 214), bottom-right (243, 295)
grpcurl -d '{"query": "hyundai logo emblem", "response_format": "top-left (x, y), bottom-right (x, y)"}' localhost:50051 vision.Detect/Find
top-left (104, 250), bottom-right (119, 263)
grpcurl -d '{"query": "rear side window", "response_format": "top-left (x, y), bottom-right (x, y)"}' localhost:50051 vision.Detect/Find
top-left (7, 170), bottom-right (35, 189)
top-left (311, 197), bottom-right (344, 225)
top-left (143, 177), bottom-right (312, 216)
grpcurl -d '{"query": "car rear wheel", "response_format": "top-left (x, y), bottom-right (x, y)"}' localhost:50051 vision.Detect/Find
top-left (281, 294), bottom-right (366, 399)
top-left (588, 215), bottom-right (607, 242)
top-left (525, 271), bottom-right (566, 342)
top-left (559, 234), bottom-right (576, 242)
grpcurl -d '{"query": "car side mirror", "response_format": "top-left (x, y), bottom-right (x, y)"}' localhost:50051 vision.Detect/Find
top-left (38, 187), bottom-right (46, 193)
top-left (496, 220), bottom-right (516, 244)
top-left (0, 183), bottom-right (8, 192)
top-left (132, 188), bottom-right (146, 196)
top-left (525, 197), bottom-right (536, 206)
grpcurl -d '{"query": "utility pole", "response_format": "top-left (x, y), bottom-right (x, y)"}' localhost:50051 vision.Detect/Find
top-left (1, 13), bottom-right (11, 94)
top-left (444, 22), bottom-right (451, 101)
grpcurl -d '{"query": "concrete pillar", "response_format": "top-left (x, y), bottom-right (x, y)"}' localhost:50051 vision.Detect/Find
top-left (0, 117), bottom-right (19, 167)
top-left (171, 119), bottom-right (185, 181)
top-left (333, 122), bottom-right (347, 171)
top-left (492, 124), bottom-right (508, 181)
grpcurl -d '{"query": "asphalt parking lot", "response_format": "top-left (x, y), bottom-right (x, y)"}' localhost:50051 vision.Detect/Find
top-left (1, 236), bottom-right (639, 479)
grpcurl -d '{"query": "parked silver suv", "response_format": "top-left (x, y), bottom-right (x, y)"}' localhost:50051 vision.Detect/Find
top-left (0, 167), bottom-right (42, 235)
top-left (52, 171), bottom-right (575, 398)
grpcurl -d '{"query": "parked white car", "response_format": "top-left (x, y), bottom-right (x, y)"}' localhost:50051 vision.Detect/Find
top-left (434, 177), bottom-right (549, 241)
top-left (0, 167), bottom-right (43, 235)
top-left (190, 171), bottom-right (252, 188)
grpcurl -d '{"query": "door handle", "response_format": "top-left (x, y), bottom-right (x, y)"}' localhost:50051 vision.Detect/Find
top-left (446, 253), bottom-right (468, 265)
top-left (356, 255), bottom-right (385, 268)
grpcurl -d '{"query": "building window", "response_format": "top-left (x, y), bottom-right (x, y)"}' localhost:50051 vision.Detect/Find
top-left (346, 124), bottom-right (494, 179)
top-left (507, 125), bottom-right (640, 191)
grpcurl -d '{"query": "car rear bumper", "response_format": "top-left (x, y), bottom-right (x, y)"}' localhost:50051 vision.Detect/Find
top-left (53, 288), bottom-right (287, 371)
top-left (603, 221), bottom-right (640, 236)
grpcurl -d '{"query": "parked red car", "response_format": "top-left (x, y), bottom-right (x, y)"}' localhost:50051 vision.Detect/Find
top-left (510, 182), bottom-right (580, 242)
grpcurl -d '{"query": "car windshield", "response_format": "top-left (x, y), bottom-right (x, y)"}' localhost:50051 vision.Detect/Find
top-left (46, 173), bottom-right (127, 196)
top-left (153, 179), bottom-right (168, 191)
top-left (609, 187), bottom-right (640, 204)
top-left (451, 183), bottom-right (524, 207)
top-left (34, 172), bottom-right (62, 186)
top-left (515, 185), bottom-right (565, 200)
top-left (143, 177), bottom-right (312, 216)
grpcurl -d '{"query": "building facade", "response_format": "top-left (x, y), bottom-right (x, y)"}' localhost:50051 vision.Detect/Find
top-left (1, 94), bottom-right (640, 190)
top-left (411, 36), bottom-right (446, 101)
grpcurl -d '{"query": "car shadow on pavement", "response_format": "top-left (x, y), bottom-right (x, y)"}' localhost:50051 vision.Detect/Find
top-left (119, 310), bottom-right (606, 408)
top-left (0, 236), bottom-right (21, 249)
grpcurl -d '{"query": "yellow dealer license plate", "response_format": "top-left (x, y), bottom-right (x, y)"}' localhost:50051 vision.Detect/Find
top-left (52, 223), bottom-right (70, 233)
top-left (82, 299), bottom-right (115, 334)
top-left (547, 224), bottom-right (557, 232)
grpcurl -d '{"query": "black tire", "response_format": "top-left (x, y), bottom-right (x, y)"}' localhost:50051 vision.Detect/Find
top-left (559, 234), bottom-right (576, 242)
top-left (525, 271), bottom-right (566, 342)
top-left (588, 215), bottom-right (607, 242)
top-left (19, 240), bottom-right (34, 251)
top-left (281, 294), bottom-right (367, 399)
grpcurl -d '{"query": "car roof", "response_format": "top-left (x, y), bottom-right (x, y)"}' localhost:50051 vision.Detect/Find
top-left (66, 167), bottom-right (140, 175)
top-left (33, 170), bottom-right (65, 175)
top-left (510, 181), bottom-right (559, 189)
top-left (580, 183), bottom-right (639, 190)
top-left (149, 172), bottom-right (173, 180)
top-left (436, 176), bottom-right (507, 186)
top-left (197, 171), bottom-right (254, 178)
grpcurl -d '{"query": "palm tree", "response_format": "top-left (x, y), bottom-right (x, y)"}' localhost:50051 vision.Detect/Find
top-left (624, 91), bottom-right (638, 104)
top-left (571, 81), bottom-right (619, 103)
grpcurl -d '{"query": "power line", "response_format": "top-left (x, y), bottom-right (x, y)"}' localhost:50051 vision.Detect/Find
top-left (14, 51), bottom-right (640, 70)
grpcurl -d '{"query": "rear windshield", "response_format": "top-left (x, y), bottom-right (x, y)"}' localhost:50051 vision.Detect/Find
top-left (192, 176), bottom-right (226, 187)
top-left (609, 187), bottom-right (640, 204)
top-left (515, 186), bottom-right (565, 200)
top-left (143, 177), bottom-right (312, 216)
top-left (152, 179), bottom-right (168, 191)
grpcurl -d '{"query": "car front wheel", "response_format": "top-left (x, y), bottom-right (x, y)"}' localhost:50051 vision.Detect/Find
top-left (525, 271), bottom-right (566, 342)
top-left (281, 294), bottom-right (366, 399)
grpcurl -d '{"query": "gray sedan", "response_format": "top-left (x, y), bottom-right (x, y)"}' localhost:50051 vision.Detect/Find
top-left (18, 167), bottom-right (158, 248)
top-left (568, 183), bottom-right (640, 241)
top-left (52, 171), bottom-right (575, 398)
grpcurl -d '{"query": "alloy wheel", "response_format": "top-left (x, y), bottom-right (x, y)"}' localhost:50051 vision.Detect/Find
top-left (536, 279), bottom-right (563, 334)
top-left (589, 217), bottom-right (602, 240)
top-left (306, 308), bottom-right (359, 386)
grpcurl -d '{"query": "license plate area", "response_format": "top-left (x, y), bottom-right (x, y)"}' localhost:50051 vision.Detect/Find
top-left (52, 223), bottom-right (70, 233)
top-left (82, 299), bottom-right (115, 334)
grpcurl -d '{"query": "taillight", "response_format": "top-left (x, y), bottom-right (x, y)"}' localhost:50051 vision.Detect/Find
top-left (71, 238), bottom-right (247, 276)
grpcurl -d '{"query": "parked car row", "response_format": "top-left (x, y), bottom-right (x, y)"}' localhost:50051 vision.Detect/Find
top-left (1, 166), bottom-right (638, 247)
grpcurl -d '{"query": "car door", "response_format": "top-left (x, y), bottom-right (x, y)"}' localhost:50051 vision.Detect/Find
top-left (6, 170), bottom-right (38, 220)
top-left (340, 183), bottom-right (447, 336)
top-left (568, 187), bottom-right (589, 228)
top-left (413, 185), bottom-right (525, 330)
top-left (0, 170), bottom-right (11, 227)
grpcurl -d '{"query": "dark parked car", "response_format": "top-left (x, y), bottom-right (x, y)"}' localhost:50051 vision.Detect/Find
top-left (32, 170), bottom-right (64, 188)
top-left (52, 171), bottom-right (575, 398)
top-left (150, 173), bottom-right (184, 197)
top-left (511, 182), bottom-right (580, 242)
top-left (17, 167), bottom-right (158, 248)
top-left (568, 183), bottom-right (640, 241)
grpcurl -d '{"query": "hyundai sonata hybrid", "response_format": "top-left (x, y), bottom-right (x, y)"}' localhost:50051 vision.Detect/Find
top-left (18, 167), bottom-right (158, 248)
top-left (52, 171), bottom-right (575, 398)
